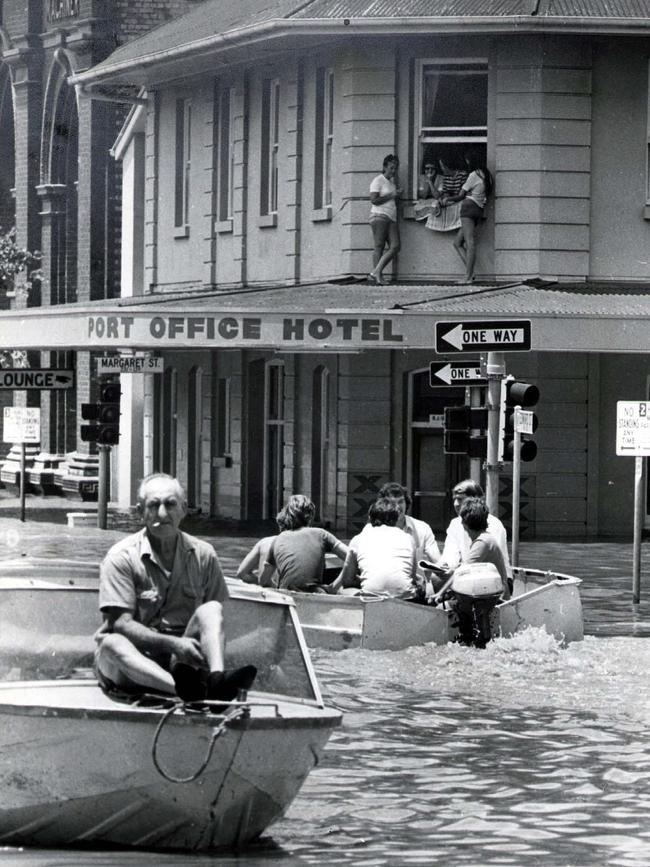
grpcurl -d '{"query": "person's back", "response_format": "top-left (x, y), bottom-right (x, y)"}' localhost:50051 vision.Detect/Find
top-left (350, 523), bottom-right (415, 596)
top-left (271, 526), bottom-right (342, 591)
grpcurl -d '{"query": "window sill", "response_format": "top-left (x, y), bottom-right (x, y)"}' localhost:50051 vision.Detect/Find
top-left (173, 225), bottom-right (190, 239)
top-left (214, 219), bottom-right (233, 234)
top-left (258, 213), bottom-right (278, 228)
top-left (311, 206), bottom-right (332, 223)
top-left (644, 205), bottom-right (650, 221)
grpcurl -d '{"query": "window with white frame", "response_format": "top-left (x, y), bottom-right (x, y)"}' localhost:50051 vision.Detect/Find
top-left (314, 67), bottom-right (334, 211)
top-left (174, 98), bottom-right (191, 229)
top-left (217, 85), bottom-right (235, 223)
top-left (261, 78), bottom-right (280, 217)
top-left (416, 59), bottom-right (488, 181)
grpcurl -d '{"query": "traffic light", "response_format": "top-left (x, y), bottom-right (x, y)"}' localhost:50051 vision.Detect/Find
top-left (498, 377), bottom-right (539, 462)
top-left (80, 383), bottom-right (121, 445)
top-left (443, 405), bottom-right (488, 458)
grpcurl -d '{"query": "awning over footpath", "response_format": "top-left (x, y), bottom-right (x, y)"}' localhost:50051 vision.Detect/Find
top-left (2, 281), bottom-right (650, 354)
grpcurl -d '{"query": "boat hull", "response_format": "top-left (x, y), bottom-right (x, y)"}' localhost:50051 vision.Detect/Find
top-left (0, 681), bottom-right (341, 851)
top-left (289, 567), bottom-right (583, 650)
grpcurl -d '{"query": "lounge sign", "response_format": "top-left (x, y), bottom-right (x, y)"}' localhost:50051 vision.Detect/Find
top-left (86, 313), bottom-right (408, 347)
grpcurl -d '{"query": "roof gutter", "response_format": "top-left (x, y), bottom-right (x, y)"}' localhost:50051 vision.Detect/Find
top-left (70, 15), bottom-right (650, 87)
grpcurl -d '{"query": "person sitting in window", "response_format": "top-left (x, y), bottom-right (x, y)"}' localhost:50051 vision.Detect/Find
top-left (237, 495), bottom-right (348, 593)
top-left (441, 149), bottom-right (494, 284)
top-left (414, 159), bottom-right (442, 221)
top-left (329, 498), bottom-right (417, 598)
top-left (424, 149), bottom-right (468, 234)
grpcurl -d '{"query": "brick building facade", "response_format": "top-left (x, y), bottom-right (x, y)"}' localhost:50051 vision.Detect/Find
top-left (0, 0), bottom-right (204, 496)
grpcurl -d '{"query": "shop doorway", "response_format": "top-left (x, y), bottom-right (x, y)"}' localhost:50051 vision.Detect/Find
top-left (406, 368), bottom-right (468, 534)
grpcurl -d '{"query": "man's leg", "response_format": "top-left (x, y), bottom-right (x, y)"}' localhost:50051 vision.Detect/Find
top-left (184, 600), bottom-right (225, 673)
top-left (184, 601), bottom-right (257, 701)
top-left (96, 633), bottom-right (175, 694)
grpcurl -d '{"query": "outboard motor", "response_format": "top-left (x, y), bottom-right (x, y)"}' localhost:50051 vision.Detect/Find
top-left (450, 563), bottom-right (504, 648)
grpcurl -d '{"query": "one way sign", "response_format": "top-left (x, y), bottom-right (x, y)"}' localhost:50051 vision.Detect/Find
top-left (436, 319), bottom-right (532, 353)
top-left (429, 361), bottom-right (486, 387)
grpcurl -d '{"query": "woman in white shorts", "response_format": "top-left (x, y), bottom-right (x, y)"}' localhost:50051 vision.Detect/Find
top-left (368, 154), bottom-right (401, 285)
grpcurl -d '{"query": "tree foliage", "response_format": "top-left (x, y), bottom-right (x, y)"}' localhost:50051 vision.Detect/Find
top-left (0, 227), bottom-right (42, 301)
top-left (0, 227), bottom-right (41, 369)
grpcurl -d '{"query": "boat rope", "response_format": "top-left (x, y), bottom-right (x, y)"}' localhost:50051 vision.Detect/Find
top-left (151, 702), bottom-right (248, 784)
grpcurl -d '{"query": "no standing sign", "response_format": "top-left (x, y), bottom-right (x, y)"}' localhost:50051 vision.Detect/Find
top-left (616, 401), bottom-right (650, 456)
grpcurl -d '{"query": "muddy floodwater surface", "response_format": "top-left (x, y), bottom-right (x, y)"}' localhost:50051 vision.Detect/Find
top-left (4, 627), bottom-right (650, 867)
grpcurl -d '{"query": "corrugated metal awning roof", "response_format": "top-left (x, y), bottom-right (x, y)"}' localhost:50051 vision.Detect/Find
top-left (72, 0), bottom-right (650, 89)
top-left (2, 281), bottom-right (650, 354)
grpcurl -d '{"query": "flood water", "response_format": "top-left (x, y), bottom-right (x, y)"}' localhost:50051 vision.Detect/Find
top-left (6, 628), bottom-right (650, 867)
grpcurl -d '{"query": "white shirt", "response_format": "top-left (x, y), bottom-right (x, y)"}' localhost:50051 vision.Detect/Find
top-left (462, 170), bottom-right (487, 209)
top-left (442, 514), bottom-right (511, 573)
top-left (349, 524), bottom-right (415, 596)
top-left (402, 515), bottom-right (441, 579)
top-left (370, 174), bottom-right (397, 222)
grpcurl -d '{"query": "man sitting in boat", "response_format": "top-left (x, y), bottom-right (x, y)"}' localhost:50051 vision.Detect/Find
top-left (237, 494), bottom-right (348, 592)
top-left (378, 481), bottom-right (446, 593)
top-left (440, 479), bottom-right (510, 576)
top-left (329, 497), bottom-right (418, 598)
top-left (433, 497), bottom-right (511, 646)
top-left (434, 497), bottom-right (511, 603)
top-left (95, 473), bottom-right (257, 703)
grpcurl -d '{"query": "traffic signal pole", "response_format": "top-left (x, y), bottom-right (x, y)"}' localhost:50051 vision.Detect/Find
top-left (469, 385), bottom-right (483, 484)
top-left (97, 445), bottom-right (111, 530)
top-left (485, 352), bottom-right (505, 515)
top-left (511, 410), bottom-right (522, 567)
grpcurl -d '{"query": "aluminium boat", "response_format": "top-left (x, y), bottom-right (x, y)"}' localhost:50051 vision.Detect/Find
top-left (0, 566), bottom-right (342, 851)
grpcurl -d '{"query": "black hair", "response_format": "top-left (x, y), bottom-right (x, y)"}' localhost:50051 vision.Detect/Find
top-left (459, 497), bottom-right (489, 533)
top-left (382, 153), bottom-right (399, 170)
top-left (368, 497), bottom-right (401, 527)
top-left (276, 494), bottom-right (316, 531)
top-left (464, 150), bottom-right (493, 198)
top-left (453, 478), bottom-right (484, 498)
top-left (378, 481), bottom-right (412, 511)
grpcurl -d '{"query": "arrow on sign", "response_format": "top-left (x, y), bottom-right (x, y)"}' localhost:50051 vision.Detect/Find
top-left (55, 374), bottom-right (73, 385)
top-left (436, 320), bottom-right (532, 353)
top-left (429, 361), bottom-right (486, 387)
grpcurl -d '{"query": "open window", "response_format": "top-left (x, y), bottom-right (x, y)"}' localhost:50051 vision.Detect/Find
top-left (415, 59), bottom-right (488, 184)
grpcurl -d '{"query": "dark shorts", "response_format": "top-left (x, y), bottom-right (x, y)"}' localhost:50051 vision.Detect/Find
top-left (460, 198), bottom-right (485, 223)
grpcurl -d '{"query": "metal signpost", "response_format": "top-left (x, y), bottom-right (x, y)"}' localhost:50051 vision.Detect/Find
top-left (3, 407), bottom-right (40, 522)
top-left (511, 407), bottom-right (534, 567)
top-left (616, 401), bottom-right (650, 603)
top-left (435, 322), bottom-right (532, 515)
